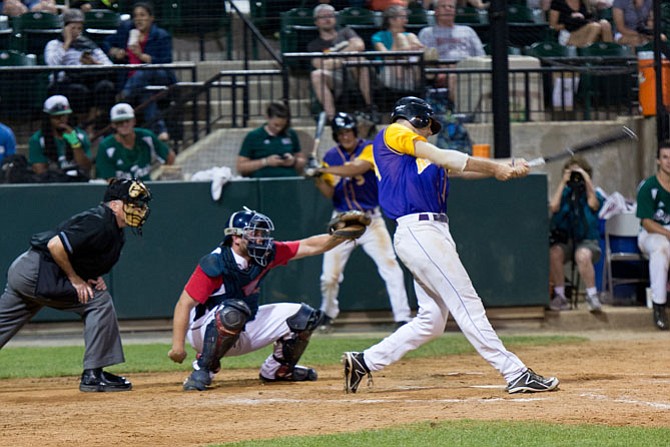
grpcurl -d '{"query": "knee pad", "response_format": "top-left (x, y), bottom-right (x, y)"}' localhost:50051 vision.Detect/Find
top-left (286, 303), bottom-right (324, 334)
top-left (216, 299), bottom-right (252, 334)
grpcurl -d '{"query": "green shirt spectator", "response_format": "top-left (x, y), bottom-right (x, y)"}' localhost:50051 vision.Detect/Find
top-left (237, 102), bottom-right (305, 178)
top-left (29, 95), bottom-right (93, 182)
top-left (95, 102), bottom-right (175, 180)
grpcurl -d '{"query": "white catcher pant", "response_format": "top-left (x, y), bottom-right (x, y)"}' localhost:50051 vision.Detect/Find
top-left (638, 228), bottom-right (669, 305)
top-left (320, 210), bottom-right (411, 322)
top-left (363, 214), bottom-right (527, 383)
top-left (187, 302), bottom-right (301, 379)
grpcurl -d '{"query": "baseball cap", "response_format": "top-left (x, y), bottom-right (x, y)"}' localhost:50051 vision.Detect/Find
top-left (62, 8), bottom-right (85, 25)
top-left (43, 95), bottom-right (72, 116)
top-left (110, 103), bottom-right (135, 122)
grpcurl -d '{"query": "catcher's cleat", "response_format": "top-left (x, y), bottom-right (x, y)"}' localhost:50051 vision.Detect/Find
top-left (506, 368), bottom-right (559, 394)
top-left (260, 365), bottom-right (318, 383)
top-left (183, 369), bottom-right (212, 391)
top-left (653, 303), bottom-right (669, 330)
top-left (342, 351), bottom-right (372, 394)
top-left (79, 368), bottom-right (132, 392)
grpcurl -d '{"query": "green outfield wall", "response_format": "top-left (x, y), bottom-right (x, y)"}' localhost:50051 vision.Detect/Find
top-left (0, 174), bottom-right (548, 322)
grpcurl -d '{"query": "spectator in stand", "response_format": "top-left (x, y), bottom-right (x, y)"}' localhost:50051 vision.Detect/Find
top-left (237, 102), bottom-right (305, 178)
top-left (45, 8), bottom-right (116, 133)
top-left (548, 156), bottom-right (604, 313)
top-left (70, 1), bottom-right (118, 13)
top-left (0, 120), bottom-right (16, 165)
top-left (612, 0), bottom-right (663, 47)
top-left (1, 0), bottom-right (56, 16)
top-left (95, 102), bottom-right (175, 181)
top-left (372, 5), bottom-right (427, 91)
top-left (418, 0), bottom-right (485, 102)
top-left (549, 0), bottom-right (613, 47)
top-left (28, 95), bottom-right (93, 182)
top-left (369, 0), bottom-right (409, 11)
top-left (307, 4), bottom-right (373, 121)
top-left (103, 1), bottom-right (175, 142)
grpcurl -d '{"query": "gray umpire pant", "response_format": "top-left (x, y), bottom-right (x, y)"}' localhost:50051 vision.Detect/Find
top-left (0, 250), bottom-right (125, 370)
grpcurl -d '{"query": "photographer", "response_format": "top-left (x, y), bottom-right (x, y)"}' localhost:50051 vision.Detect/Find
top-left (612, 0), bottom-right (665, 47)
top-left (548, 156), bottom-right (605, 312)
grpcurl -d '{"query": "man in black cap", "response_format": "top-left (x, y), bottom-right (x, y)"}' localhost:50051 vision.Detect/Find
top-left (0, 178), bottom-right (152, 392)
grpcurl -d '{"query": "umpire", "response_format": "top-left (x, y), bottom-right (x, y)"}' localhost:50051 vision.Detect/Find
top-left (0, 178), bottom-right (152, 392)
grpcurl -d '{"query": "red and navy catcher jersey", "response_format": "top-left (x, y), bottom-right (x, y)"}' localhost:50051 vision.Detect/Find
top-left (184, 241), bottom-right (300, 319)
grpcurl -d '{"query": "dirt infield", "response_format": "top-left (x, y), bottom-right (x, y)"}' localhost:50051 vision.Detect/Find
top-left (1, 331), bottom-right (669, 447)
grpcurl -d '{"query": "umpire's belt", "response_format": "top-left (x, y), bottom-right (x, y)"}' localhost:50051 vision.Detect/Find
top-left (397, 213), bottom-right (449, 225)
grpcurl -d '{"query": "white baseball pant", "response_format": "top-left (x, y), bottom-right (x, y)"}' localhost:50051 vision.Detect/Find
top-left (638, 228), bottom-right (670, 305)
top-left (362, 213), bottom-right (527, 383)
top-left (187, 302), bottom-right (301, 379)
top-left (320, 210), bottom-right (411, 322)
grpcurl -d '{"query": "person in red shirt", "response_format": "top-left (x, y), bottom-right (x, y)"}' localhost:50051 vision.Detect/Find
top-left (168, 207), bottom-right (354, 391)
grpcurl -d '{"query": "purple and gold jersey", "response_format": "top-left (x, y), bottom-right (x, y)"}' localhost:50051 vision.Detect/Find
top-left (322, 139), bottom-right (378, 212)
top-left (372, 123), bottom-right (450, 219)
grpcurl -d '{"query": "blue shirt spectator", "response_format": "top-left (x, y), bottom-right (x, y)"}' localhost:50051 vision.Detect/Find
top-left (102, 1), bottom-right (175, 141)
top-left (0, 122), bottom-right (16, 165)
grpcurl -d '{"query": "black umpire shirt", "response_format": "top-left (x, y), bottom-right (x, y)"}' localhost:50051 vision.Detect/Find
top-left (30, 204), bottom-right (125, 280)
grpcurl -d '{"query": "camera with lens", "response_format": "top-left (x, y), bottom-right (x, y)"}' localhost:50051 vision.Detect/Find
top-left (636, 24), bottom-right (653, 36)
top-left (567, 170), bottom-right (585, 191)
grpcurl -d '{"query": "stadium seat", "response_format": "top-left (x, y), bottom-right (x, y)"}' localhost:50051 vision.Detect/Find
top-left (337, 6), bottom-right (379, 50)
top-left (280, 7), bottom-right (318, 57)
top-left (454, 6), bottom-right (489, 43)
top-left (508, 4), bottom-right (549, 48)
top-left (84, 9), bottom-right (121, 47)
top-left (11, 12), bottom-right (63, 64)
top-left (0, 49), bottom-right (44, 118)
top-left (0, 14), bottom-right (12, 50)
top-left (576, 42), bottom-right (634, 115)
top-left (406, 2), bottom-right (431, 33)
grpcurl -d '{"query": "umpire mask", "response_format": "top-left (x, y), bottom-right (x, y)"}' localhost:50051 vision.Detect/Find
top-left (104, 178), bottom-right (152, 233)
top-left (224, 208), bottom-right (275, 266)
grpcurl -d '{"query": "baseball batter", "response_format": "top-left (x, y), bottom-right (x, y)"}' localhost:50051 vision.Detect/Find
top-left (168, 207), bottom-right (369, 391)
top-left (342, 96), bottom-right (560, 394)
top-left (310, 112), bottom-right (411, 330)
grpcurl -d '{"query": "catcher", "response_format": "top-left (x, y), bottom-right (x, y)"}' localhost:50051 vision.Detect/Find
top-left (168, 207), bottom-right (369, 391)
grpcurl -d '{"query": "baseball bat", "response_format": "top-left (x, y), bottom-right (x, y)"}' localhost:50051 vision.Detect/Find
top-left (311, 111), bottom-right (328, 160)
top-left (527, 126), bottom-right (637, 168)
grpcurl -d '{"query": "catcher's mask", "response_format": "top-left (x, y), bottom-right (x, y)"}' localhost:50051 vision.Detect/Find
top-left (331, 112), bottom-right (358, 141)
top-left (391, 96), bottom-right (442, 135)
top-left (224, 207), bottom-right (275, 266)
top-left (103, 178), bottom-right (152, 233)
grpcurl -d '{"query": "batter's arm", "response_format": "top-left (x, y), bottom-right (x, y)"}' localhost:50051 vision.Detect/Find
top-left (321, 159), bottom-right (372, 177)
top-left (168, 290), bottom-right (199, 363)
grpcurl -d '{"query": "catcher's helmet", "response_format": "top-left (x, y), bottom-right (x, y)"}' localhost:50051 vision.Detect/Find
top-left (103, 178), bottom-right (152, 233)
top-left (391, 96), bottom-right (442, 135)
top-left (224, 207), bottom-right (275, 266)
top-left (331, 112), bottom-right (358, 141)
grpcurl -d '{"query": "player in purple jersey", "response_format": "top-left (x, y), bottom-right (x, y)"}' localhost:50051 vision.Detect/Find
top-left (308, 113), bottom-right (411, 332)
top-left (342, 97), bottom-right (560, 395)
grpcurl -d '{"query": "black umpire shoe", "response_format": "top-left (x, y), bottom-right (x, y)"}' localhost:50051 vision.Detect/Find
top-left (342, 351), bottom-right (372, 394)
top-left (653, 303), bottom-right (669, 330)
top-left (79, 368), bottom-right (132, 392)
top-left (259, 365), bottom-right (318, 382)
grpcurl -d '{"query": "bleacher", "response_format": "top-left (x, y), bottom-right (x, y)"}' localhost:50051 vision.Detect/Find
top-left (0, 1), bottom-right (662, 183)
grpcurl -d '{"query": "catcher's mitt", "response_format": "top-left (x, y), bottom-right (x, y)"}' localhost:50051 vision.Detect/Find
top-left (328, 210), bottom-right (371, 239)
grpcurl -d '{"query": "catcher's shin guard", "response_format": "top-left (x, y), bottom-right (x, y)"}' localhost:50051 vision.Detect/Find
top-left (269, 304), bottom-right (323, 381)
top-left (196, 299), bottom-right (251, 372)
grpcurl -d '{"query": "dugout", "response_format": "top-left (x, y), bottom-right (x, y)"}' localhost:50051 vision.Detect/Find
top-left (0, 175), bottom-right (549, 322)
